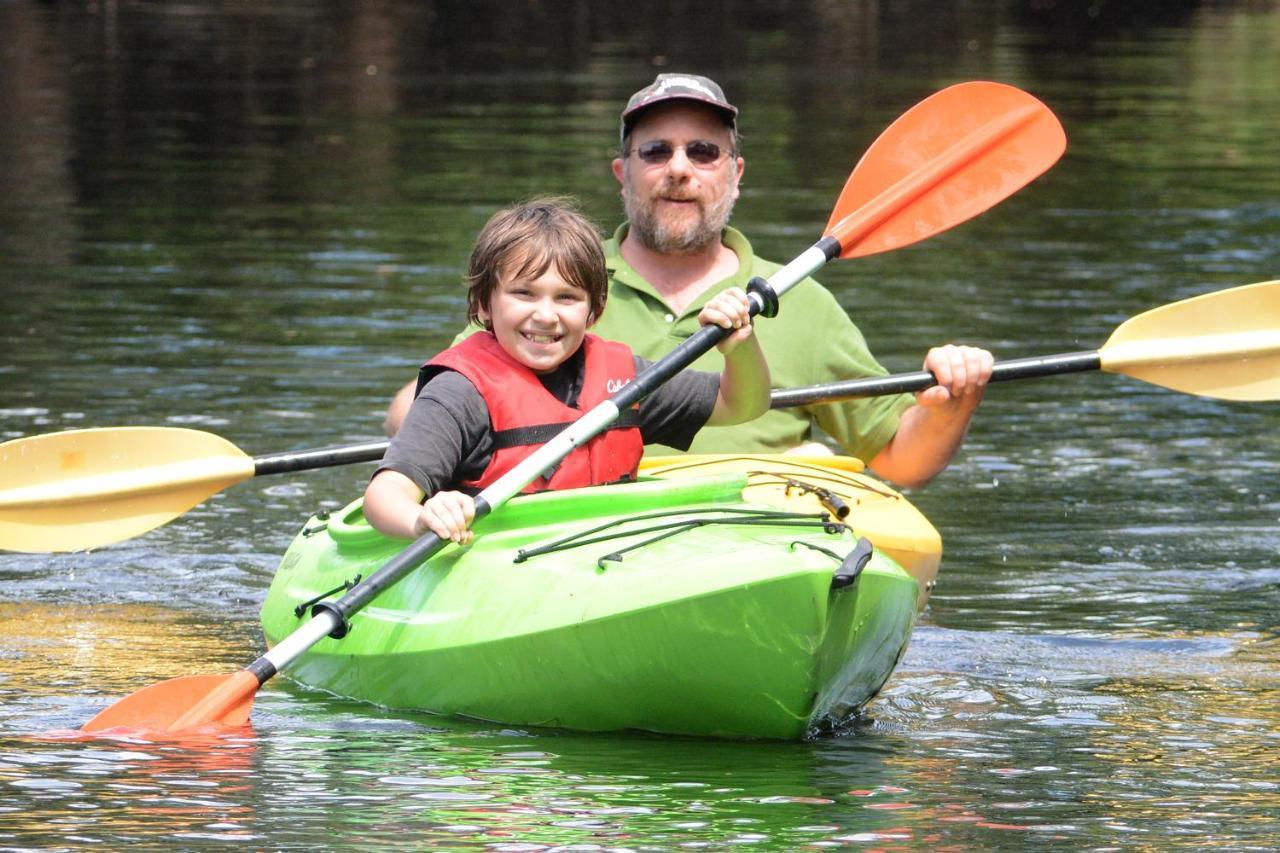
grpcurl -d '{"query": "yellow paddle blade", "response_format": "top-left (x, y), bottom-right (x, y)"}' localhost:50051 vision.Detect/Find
top-left (1100, 280), bottom-right (1280, 401)
top-left (0, 427), bottom-right (255, 553)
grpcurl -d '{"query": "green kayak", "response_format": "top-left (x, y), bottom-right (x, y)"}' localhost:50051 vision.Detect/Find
top-left (260, 454), bottom-right (941, 739)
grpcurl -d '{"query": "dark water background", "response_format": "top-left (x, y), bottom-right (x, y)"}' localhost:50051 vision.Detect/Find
top-left (2, 0), bottom-right (1278, 848)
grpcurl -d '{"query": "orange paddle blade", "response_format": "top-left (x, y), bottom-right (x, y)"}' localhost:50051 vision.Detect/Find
top-left (825, 81), bottom-right (1066, 258)
top-left (81, 670), bottom-right (258, 734)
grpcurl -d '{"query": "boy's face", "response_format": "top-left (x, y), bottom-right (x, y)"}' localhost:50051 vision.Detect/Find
top-left (479, 263), bottom-right (594, 375)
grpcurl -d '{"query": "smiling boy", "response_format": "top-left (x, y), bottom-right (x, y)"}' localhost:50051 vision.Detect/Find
top-left (363, 198), bottom-right (769, 544)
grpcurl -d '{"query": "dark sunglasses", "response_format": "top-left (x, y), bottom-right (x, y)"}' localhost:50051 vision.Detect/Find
top-left (628, 139), bottom-right (725, 166)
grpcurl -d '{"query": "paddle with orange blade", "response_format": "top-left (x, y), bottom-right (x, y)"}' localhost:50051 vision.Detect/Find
top-left (80, 81), bottom-right (1064, 735)
top-left (0, 81), bottom-right (1063, 558)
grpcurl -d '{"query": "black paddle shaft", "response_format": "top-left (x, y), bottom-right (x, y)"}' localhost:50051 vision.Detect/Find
top-left (248, 351), bottom-right (1100, 486)
top-left (254, 440), bottom-right (389, 475)
top-left (769, 350), bottom-right (1102, 408)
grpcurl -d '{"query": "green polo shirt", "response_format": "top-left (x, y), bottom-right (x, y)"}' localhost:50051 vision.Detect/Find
top-left (595, 225), bottom-right (913, 459)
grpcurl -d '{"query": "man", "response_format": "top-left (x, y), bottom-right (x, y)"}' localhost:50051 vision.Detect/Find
top-left (386, 73), bottom-right (993, 489)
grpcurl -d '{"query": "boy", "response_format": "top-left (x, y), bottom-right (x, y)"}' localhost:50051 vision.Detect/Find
top-left (364, 197), bottom-right (769, 543)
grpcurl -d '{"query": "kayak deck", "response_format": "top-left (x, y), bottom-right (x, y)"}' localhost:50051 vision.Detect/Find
top-left (638, 454), bottom-right (941, 607)
top-left (261, 455), bottom-right (939, 739)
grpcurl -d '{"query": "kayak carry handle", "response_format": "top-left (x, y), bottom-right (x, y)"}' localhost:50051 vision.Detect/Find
top-left (832, 538), bottom-right (874, 589)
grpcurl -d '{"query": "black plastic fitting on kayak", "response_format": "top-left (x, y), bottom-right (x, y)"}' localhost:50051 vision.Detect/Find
top-left (746, 276), bottom-right (779, 318)
top-left (832, 537), bottom-right (874, 589)
top-left (818, 490), bottom-right (850, 521)
top-left (781, 478), bottom-right (851, 521)
top-left (294, 573), bottom-right (362, 618)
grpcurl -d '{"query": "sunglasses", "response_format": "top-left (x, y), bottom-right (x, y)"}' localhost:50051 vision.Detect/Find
top-left (628, 139), bottom-right (726, 167)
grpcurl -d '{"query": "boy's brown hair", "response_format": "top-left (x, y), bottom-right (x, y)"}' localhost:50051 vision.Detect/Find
top-left (466, 197), bottom-right (608, 329)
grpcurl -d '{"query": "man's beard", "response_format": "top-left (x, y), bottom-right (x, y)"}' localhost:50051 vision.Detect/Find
top-left (623, 178), bottom-right (737, 255)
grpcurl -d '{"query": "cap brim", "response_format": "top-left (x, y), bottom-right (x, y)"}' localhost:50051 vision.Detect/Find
top-left (622, 96), bottom-right (737, 133)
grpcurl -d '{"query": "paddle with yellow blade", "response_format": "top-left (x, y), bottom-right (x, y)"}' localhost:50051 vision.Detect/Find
top-left (70, 80), bottom-right (1066, 735)
top-left (5, 280), bottom-right (1278, 555)
top-left (0, 431), bottom-right (389, 554)
top-left (771, 279), bottom-right (1280, 408)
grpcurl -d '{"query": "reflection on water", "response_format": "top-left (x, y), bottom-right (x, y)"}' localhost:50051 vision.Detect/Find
top-left (880, 628), bottom-right (1280, 846)
top-left (3, 736), bottom-right (259, 846)
top-left (2, 608), bottom-right (1276, 846)
top-left (2, 0), bottom-right (1279, 848)
top-left (0, 603), bottom-right (261, 729)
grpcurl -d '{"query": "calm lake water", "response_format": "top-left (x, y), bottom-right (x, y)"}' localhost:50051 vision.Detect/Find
top-left (2, 0), bottom-right (1279, 848)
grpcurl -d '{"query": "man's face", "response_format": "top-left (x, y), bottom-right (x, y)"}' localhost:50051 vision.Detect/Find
top-left (613, 103), bottom-right (743, 255)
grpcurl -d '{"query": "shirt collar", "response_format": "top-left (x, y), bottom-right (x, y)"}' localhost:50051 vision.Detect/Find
top-left (604, 224), bottom-right (756, 304)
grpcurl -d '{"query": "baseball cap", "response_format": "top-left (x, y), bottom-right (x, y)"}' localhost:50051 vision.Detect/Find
top-left (620, 73), bottom-right (738, 143)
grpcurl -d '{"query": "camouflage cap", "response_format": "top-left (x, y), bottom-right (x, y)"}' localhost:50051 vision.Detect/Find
top-left (620, 73), bottom-right (737, 143)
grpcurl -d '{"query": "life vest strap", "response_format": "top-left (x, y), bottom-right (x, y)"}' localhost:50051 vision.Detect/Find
top-left (490, 408), bottom-right (642, 451)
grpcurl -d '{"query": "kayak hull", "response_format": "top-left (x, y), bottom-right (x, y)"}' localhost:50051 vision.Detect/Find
top-left (261, 455), bottom-right (939, 739)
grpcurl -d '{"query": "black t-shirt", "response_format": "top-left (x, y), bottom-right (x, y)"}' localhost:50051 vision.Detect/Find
top-left (379, 349), bottom-right (720, 496)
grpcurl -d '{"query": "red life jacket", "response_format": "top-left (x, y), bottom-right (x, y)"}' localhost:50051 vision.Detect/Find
top-left (422, 332), bottom-right (642, 493)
